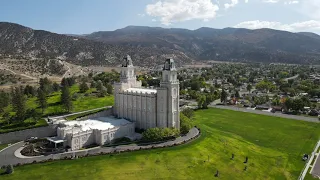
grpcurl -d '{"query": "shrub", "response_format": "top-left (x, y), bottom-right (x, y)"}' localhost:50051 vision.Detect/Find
top-left (142, 127), bottom-right (180, 142)
top-left (181, 108), bottom-right (195, 119)
top-left (180, 113), bottom-right (192, 134)
top-left (6, 165), bottom-right (14, 174)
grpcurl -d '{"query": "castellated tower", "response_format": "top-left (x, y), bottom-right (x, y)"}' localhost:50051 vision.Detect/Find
top-left (113, 55), bottom-right (142, 117)
top-left (113, 55), bottom-right (180, 130)
top-left (156, 59), bottom-right (180, 129)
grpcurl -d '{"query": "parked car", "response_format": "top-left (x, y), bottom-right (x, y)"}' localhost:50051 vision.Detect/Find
top-left (25, 137), bottom-right (38, 142)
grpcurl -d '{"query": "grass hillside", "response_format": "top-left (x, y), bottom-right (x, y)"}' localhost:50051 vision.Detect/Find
top-left (1, 108), bottom-right (319, 179)
top-left (0, 85), bottom-right (114, 133)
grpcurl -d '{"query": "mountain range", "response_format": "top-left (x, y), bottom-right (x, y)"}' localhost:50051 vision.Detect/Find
top-left (1, 22), bottom-right (320, 68)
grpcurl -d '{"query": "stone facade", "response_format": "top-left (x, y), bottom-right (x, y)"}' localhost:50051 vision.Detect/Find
top-left (57, 117), bottom-right (135, 151)
top-left (114, 56), bottom-right (180, 129)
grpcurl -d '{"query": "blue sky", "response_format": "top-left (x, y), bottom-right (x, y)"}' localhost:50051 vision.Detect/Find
top-left (0, 0), bottom-right (320, 34)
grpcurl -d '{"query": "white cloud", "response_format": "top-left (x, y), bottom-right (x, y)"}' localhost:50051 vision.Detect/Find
top-left (284, 0), bottom-right (299, 5)
top-left (145, 0), bottom-right (219, 25)
top-left (138, 13), bottom-right (145, 17)
top-left (245, 0), bottom-right (249, 3)
top-left (224, 0), bottom-right (239, 9)
top-left (234, 20), bottom-right (320, 32)
top-left (263, 0), bottom-right (279, 3)
top-left (262, 0), bottom-right (299, 4)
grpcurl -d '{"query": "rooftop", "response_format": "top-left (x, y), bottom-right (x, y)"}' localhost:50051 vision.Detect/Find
top-left (124, 88), bottom-right (157, 94)
top-left (61, 116), bottom-right (132, 132)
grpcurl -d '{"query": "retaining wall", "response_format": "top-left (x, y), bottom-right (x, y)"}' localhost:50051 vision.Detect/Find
top-left (75, 108), bottom-right (113, 121)
top-left (0, 125), bottom-right (58, 144)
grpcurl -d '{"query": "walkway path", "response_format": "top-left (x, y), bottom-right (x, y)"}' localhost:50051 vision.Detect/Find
top-left (298, 140), bottom-right (320, 179)
top-left (211, 105), bottom-right (319, 123)
top-left (0, 128), bottom-right (200, 167)
top-left (48, 106), bottom-right (111, 123)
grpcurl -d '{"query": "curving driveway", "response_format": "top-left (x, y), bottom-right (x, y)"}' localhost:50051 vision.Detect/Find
top-left (0, 128), bottom-right (200, 167)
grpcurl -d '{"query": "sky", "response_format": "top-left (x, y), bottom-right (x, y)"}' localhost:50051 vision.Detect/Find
top-left (0, 0), bottom-right (320, 34)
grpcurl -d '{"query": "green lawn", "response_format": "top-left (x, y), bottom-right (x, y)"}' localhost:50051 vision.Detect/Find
top-left (0, 144), bottom-right (9, 151)
top-left (0, 85), bottom-right (113, 133)
top-left (1, 108), bottom-right (319, 180)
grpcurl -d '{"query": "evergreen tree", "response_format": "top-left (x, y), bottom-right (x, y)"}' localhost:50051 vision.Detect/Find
top-left (39, 77), bottom-right (52, 94)
top-left (247, 84), bottom-right (252, 93)
top-left (79, 81), bottom-right (89, 93)
top-left (37, 88), bottom-right (47, 114)
top-left (11, 87), bottom-right (26, 122)
top-left (220, 89), bottom-right (228, 104)
top-left (235, 90), bottom-right (240, 99)
top-left (24, 85), bottom-right (35, 97)
top-left (52, 82), bottom-right (60, 92)
top-left (61, 85), bottom-right (72, 112)
top-left (61, 78), bottom-right (68, 87)
top-left (106, 83), bottom-right (113, 94)
top-left (0, 90), bottom-right (10, 113)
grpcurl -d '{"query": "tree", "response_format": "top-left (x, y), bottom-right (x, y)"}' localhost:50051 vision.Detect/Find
top-left (247, 84), bottom-right (252, 93)
top-left (52, 82), bottom-right (60, 92)
top-left (90, 81), bottom-right (97, 89)
top-left (79, 81), bottom-right (89, 93)
top-left (61, 78), bottom-right (69, 87)
top-left (220, 89), bottom-right (228, 103)
top-left (96, 80), bottom-right (104, 92)
top-left (60, 86), bottom-right (72, 112)
top-left (3, 111), bottom-right (10, 125)
top-left (37, 88), bottom-right (47, 114)
top-left (106, 83), bottom-right (113, 94)
top-left (235, 90), bottom-right (240, 99)
top-left (191, 80), bottom-right (201, 91)
top-left (196, 94), bottom-right (206, 109)
top-left (0, 90), bottom-right (10, 113)
top-left (204, 94), bottom-right (215, 108)
top-left (24, 85), bottom-right (35, 97)
top-left (11, 87), bottom-right (27, 122)
top-left (181, 108), bottom-right (194, 119)
top-left (39, 77), bottom-right (52, 94)
top-left (180, 113), bottom-right (192, 134)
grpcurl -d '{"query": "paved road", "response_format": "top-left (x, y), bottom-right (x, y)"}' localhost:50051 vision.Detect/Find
top-left (310, 141), bottom-right (320, 178)
top-left (212, 105), bottom-right (319, 123)
top-left (0, 128), bottom-right (200, 167)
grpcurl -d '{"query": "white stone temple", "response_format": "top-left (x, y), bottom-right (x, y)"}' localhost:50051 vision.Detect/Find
top-left (114, 55), bottom-right (180, 130)
top-left (55, 116), bottom-right (135, 150)
top-left (50, 56), bottom-right (180, 150)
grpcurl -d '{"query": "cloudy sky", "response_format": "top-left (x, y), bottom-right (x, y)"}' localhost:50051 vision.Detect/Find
top-left (1, 0), bottom-right (320, 34)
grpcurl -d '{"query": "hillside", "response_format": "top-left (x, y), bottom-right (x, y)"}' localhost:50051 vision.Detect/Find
top-left (0, 22), bottom-right (192, 68)
top-left (1, 22), bottom-right (320, 72)
top-left (86, 26), bottom-right (320, 64)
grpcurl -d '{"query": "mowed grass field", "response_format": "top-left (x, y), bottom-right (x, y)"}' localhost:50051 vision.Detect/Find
top-left (1, 108), bottom-right (319, 180)
top-left (24, 85), bottom-right (114, 115)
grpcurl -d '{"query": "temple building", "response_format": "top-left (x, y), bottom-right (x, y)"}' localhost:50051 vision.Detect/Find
top-left (113, 55), bottom-right (180, 130)
top-left (50, 56), bottom-right (180, 150)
